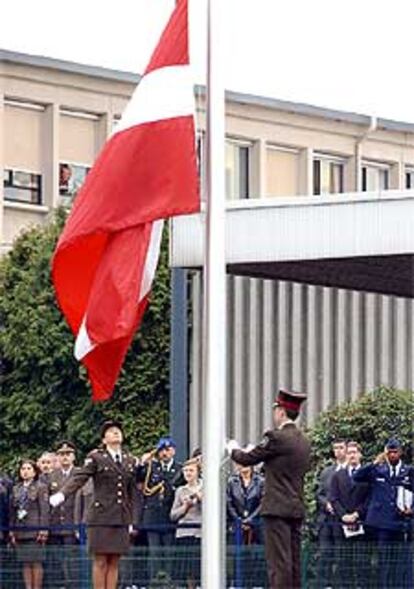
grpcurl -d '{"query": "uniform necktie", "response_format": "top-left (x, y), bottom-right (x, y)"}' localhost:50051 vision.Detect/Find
top-left (115, 454), bottom-right (121, 465)
top-left (391, 466), bottom-right (397, 478)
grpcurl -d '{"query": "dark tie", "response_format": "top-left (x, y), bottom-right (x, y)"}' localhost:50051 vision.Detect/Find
top-left (115, 454), bottom-right (121, 465)
top-left (391, 466), bottom-right (397, 479)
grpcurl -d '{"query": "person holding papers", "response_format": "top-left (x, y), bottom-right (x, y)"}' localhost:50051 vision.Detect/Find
top-left (354, 438), bottom-right (414, 589)
top-left (329, 441), bottom-right (370, 587)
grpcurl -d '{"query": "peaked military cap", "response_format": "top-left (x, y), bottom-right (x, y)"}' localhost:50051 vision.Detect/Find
top-left (273, 388), bottom-right (307, 411)
top-left (101, 420), bottom-right (124, 439)
top-left (56, 440), bottom-right (76, 454)
top-left (385, 438), bottom-right (402, 450)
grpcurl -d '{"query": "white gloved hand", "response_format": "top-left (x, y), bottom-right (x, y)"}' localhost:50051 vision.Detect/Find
top-left (226, 439), bottom-right (240, 454)
top-left (50, 492), bottom-right (65, 507)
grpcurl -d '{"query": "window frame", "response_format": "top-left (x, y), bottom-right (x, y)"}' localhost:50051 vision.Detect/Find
top-left (361, 160), bottom-right (390, 192)
top-left (225, 137), bottom-right (252, 200)
top-left (405, 166), bottom-right (414, 189)
top-left (59, 161), bottom-right (91, 200)
top-left (313, 153), bottom-right (345, 196)
top-left (4, 167), bottom-right (42, 205)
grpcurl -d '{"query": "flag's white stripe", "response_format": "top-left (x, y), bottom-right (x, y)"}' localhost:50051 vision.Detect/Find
top-left (139, 220), bottom-right (164, 301)
top-left (114, 65), bottom-right (193, 135)
top-left (75, 317), bottom-right (95, 360)
top-left (74, 220), bottom-right (164, 361)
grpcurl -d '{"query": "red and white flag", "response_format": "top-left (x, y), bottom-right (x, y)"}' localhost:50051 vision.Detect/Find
top-left (52, 0), bottom-right (199, 401)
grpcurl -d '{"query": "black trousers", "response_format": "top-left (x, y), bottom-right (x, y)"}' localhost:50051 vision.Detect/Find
top-left (263, 515), bottom-right (302, 589)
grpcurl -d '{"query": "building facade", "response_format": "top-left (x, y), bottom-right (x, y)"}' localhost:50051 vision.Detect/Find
top-left (1, 50), bottom-right (414, 455)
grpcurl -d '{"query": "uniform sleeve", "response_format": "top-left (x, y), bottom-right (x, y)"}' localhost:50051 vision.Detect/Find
top-left (353, 463), bottom-right (376, 483)
top-left (231, 432), bottom-right (277, 465)
top-left (226, 480), bottom-right (239, 521)
top-left (60, 452), bottom-right (98, 498)
top-left (329, 473), bottom-right (346, 518)
top-left (170, 487), bottom-right (188, 522)
top-left (38, 484), bottom-right (50, 530)
top-left (316, 467), bottom-right (331, 511)
top-left (135, 463), bottom-right (148, 483)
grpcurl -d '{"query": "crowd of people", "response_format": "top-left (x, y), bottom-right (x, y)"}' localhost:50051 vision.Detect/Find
top-left (316, 437), bottom-right (413, 589)
top-left (0, 402), bottom-right (412, 589)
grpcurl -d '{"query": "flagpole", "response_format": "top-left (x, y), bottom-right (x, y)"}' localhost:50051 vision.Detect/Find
top-left (202, 0), bottom-right (226, 587)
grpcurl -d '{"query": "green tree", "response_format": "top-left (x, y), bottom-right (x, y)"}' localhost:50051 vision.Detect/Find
top-left (0, 209), bottom-right (170, 473)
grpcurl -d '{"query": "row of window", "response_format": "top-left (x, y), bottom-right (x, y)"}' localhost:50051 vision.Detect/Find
top-left (4, 148), bottom-right (414, 205)
top-left (3, 163), bottom-right (90, 205)
top-left (226, 141), bottom-right (414, 199)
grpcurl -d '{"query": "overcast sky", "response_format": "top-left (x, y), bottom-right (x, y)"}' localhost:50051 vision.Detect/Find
top-left (2, 0), bottom-right (414, 122)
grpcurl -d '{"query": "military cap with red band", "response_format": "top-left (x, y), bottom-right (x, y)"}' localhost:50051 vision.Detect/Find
top-left (273, 388), bottom-right (307, 411)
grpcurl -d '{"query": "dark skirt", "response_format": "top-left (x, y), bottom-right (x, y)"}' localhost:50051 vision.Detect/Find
top-left (175, 536), bottom-right (201, 583)
top-left (15, 539), bottom-right (46, 564)
top-left (88, 525), bottom-right (130, 555)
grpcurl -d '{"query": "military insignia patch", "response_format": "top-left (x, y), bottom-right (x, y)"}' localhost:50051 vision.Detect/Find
top-left (259, 435), bottom-right (270, 448)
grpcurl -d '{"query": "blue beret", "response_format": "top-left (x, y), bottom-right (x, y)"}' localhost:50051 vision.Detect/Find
top-left (156, 437), bottom-right (176, 451)
top-left (385, 438), bottom-right (401, 450)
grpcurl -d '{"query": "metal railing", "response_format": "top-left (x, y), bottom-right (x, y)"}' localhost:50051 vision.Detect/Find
top-left (0, 521), bottom-right (412, 588)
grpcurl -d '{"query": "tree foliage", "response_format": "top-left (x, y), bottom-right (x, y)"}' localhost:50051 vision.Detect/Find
top-left (305, 386), bottom-right (414, 519)
top-left (0, 209), bottom-right (170, 473)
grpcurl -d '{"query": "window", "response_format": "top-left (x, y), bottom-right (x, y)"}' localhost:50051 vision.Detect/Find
top-left (405, 168), bottom-right (414, 189)
top-left (313, 156), bottom-right (344, 195)
top-left (226, 140), bottom-right (251, 199)
top-left (4, 169), bottom-right (42, 204)
top-left (266, 146), bottom-right (299, 197)
top-left (59, 163), bottom-right (90, 202)
top-left (361, 163), bottom-right (389, 192)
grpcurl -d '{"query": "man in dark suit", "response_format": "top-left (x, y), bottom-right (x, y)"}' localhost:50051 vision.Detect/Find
top-left (316, 439), bottom-right (347, 588)
top-left (354, 438), bottom-right (414, 589)
top-left (329, 441), bottom-right (370, 587)
top-left (228, 389), bottom-right (311, 589)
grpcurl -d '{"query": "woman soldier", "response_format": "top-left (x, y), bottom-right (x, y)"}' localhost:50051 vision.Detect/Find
top-left (9, 459), bottom-right (49, 589)
top-left (50, 420), bottom-right (137, 589)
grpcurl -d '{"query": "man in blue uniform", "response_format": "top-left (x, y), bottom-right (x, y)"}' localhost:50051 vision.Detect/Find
top-left (137, 437), bottom-right (184, 582)
top-left (354, 438), bottom-right (413, 588)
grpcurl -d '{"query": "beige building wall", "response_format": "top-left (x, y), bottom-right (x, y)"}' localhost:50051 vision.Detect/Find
top-left (0, 53), bottom-right (134, 252)
top-left (266, 147), bottom-right (299, 197)
top-left (60, 113), bottom-right (99, 165)
top-left (4, 103), bottom-right (44, 171)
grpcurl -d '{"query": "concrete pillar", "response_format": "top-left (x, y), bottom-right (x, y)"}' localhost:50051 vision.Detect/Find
top-left (251, 138), bottom-right (266, 198)
top-left (345, 145), bottom-right (360, 192)
top-left (298, 147), bottom-right (313, 196)
top-left (354, 143), bottom-right (363, 192)
top-left (96, 111), bottom-right (113, 153)
top-left (390, 161), bottom-right (404, 189)
top-left (43, 103), bottom-right (60, 209)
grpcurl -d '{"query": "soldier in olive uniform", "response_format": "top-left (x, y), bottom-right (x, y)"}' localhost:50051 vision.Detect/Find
top-left (50, 420), bottom-right (137, 589)
top-left (136, 437), bottom-right (184, 581)
top-left (47, 441), bottom-right (80, 588)
top-left (228, 389), bottom-right (311, 589)
top-left (9, 459), bottom-right (49, 589)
